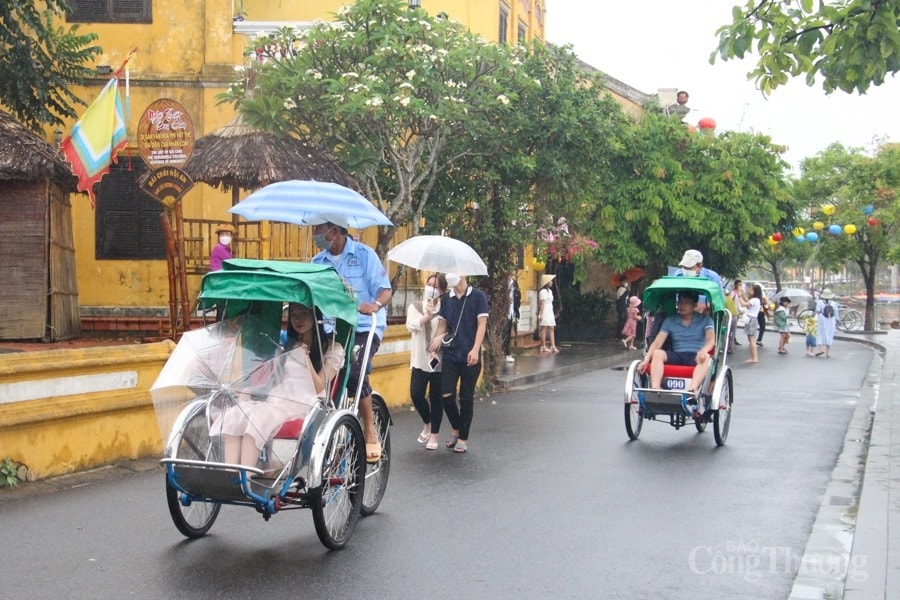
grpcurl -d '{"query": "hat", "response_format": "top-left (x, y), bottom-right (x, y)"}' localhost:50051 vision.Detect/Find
top-left (629, 296), bottom-right (641, 307)
top-left (215, 223), bottom-right (235, 235)
top-left (540, 274), bottom-right (556, 288)
top-left (779, 295), bottom-right (792, 305)
top-left (820, 288), bottom-right (834, 300)
top-left (678, 249), bottom-right (703, 268)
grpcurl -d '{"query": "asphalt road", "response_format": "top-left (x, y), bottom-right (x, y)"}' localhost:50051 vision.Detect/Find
top-left (0, 340), bottom-right (874, 600)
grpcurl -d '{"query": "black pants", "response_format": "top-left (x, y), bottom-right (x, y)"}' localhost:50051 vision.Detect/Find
top-left (502, 318), bottom-right (515, 355)
top-left (441, 359), bottom-right (481, 441)
top-left (410, 367), bottom-right (443, 433)
top-left (757, 312), bottom-right (766, 343)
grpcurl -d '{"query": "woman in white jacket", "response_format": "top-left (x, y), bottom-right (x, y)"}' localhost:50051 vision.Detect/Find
top-left (406, 273), bottom-right (448, 450)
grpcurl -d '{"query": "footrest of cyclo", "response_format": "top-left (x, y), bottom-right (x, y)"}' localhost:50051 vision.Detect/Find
top-left (639, 366), bottom-right (699, 416)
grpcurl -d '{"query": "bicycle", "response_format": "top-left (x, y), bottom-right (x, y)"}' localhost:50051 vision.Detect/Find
top-left (795, 306), bottom-right (863, 331)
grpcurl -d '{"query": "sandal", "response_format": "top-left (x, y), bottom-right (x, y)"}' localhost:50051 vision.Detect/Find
top-left (445, 435), bottom-right (459, 449)
top-left (417, 431), bottom-right (430, 444)
top-left (452, 443), bottom-right (467, 454)
top-left (425, 439), bottom-right (438, 451)
top-left (365, 442), bottom-right (382, 464)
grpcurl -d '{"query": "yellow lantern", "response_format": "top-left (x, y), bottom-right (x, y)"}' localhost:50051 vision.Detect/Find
top-left (767, 235), bottom-right (779, 246)
top-left (813, 221), bottom-right (825, 230)
top-left (792, 227), bottom-right (805, 237)
top-left (844, 224), bottom-right (857, 234)
top-left (530, 257), bottom-right (546, 270)
top-left (822, 204), bottom-right (835, 216)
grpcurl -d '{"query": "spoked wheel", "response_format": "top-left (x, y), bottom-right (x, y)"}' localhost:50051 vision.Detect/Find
top-left (624, 361), bottom-right (644, 440)
top-left (166, 475), bottom-right (221, 538)
top-left (713, 370), bottom-right (734, 446)
top-left (165, 406), bottom-right (221, 538)
top-left (361, 394), bottom-right (391, 516)
top-left (694, 415), bottom-right (707, 433)
top-left (838, 310), bottom-right (863, 332)
top-left (796, 308), bottom-right (814, 323)
top-left (311, 414), bottom-right (366, 550)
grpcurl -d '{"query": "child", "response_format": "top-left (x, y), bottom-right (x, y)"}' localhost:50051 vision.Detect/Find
top-left (621, 295), bottom-right (642, 350)
top-left (775, 296), bottom-right (792, 354)
top-left (803, 316), bottom-right (818, 357)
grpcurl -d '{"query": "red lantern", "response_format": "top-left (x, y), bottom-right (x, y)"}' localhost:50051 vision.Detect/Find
top-left (698, 117), bottom-right (717, 130)
top-left (772, 232), bottom-right (783, 242)
top-left (868, 216), bottom-right (878, 226)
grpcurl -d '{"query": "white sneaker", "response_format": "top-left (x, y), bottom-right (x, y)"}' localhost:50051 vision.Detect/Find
top-left (505, 355), bottom-right (515, 363)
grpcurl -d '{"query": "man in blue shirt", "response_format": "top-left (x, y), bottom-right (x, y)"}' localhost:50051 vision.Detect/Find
top-left (311, 222), bottom-right (392, 463)
top-left (637, 290), bottom-right (715, 394)
top-left (428, 273), bottom-right (489, 454)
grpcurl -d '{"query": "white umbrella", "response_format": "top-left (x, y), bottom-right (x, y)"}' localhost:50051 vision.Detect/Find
top-left (229, 180), bottom-right (393, 229)
top-left (772, 288), bottom-right (812, 306)
top-left (387, 235), bottom-right (488, 276)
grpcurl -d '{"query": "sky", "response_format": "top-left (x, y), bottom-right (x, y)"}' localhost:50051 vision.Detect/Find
top-left (544, 1), bottom-right (900, 174)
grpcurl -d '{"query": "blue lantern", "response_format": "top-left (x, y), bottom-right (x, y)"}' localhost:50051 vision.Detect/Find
top-left (863, 204), bottom-right (875, 215)
top-left (806, 231), bottom-right (819, 242)
top-left (795, 235), bottom-right (806, 243)
top-left (828, 224), bottom-right (842, 235)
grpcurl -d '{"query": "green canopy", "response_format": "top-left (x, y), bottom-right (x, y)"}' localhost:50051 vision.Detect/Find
top-left (641, 276), bottom-right (726, 314)
top-left (199, 259), bottom-right (358, 343)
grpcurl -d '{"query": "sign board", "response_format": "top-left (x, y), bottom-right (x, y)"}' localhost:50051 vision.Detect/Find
top-left (141, 166), bottom-right (194, 207)
top-left (136, 98), bottom-right (195, 169)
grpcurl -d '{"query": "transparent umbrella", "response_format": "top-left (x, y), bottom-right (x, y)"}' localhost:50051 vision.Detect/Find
top-left (387, 235), bottom-right (488, 276)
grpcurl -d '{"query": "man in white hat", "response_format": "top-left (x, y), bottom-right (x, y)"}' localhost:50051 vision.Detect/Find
top-left (675, 249), bottom-right (723, 313)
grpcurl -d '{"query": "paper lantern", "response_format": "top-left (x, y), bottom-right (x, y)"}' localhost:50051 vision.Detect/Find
top-left (828, 224), bottom-right (842, 235)
top-left (813, 221), bottom-right (824, 230)
top-left (697, 117), bottom-right (717, 130)
top-left (806, 232), bottom-right (819, 242)
top-left (792, 227), bottom-right (805, 237)
top-left (868, 217), bottom-right (878, 226)
top-left (844, 224), bottom-right (857, 234)
top-left (772, 232), bottom-right (783, 242)
top-left (863, 204), bottom-right (875, 215)
top-left (822, 204), bottom-right (835, 215)
top-left (767, 235), bottom-right (779, 246)
top-left (795, 235), bottom-right (806, 243)
top-left (530, 257), bottom-right (546, 270)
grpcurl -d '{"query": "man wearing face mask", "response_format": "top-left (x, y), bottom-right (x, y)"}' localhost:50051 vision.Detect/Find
top-left (311, 221), bottom-right (392, 463)
top-left (427, 273), bottom-right (489, 454)
top-left (675, 249), bottom-right (722, 313)
top-left (210, 224), bottom-right (235, 321)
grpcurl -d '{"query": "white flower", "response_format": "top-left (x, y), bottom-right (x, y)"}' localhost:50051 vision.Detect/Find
top-left (306, 68), bottom-right (323, 80)
top-left (496, 94), bottom-right (510, 105)
top-left (399, 82), bottom-right (414, 91)
top-left (337, 4), bottom-right (351, 16)
top-left (343, 72), bottom-right (359, 79)
top-left (365, 97), bottom-right (384, 107)
top-left (283, 98), bottom-right (297, 109)
top-left (406, 69), bottom-right (416, 80)
top-left (399, 96), bottom-right (411, 106)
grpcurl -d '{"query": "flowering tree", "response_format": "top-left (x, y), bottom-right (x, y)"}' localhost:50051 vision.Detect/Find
top-left (225, 0), bottom-right (518, 256)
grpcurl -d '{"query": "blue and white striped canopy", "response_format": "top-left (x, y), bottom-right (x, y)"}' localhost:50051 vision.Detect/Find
top-left (229, 180), bottom-right (393, 229)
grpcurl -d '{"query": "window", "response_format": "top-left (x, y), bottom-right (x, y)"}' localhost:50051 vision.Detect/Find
top-left (518, 22), bottom-right (527, 44)
top-left (95, 159), bottom-right (167, 260)
top-left (498, 5), bottom-right (509, 45)
top-left (67, 0), bottom-right (152, 24)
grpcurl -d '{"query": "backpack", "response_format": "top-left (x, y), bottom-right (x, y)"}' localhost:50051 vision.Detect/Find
top-left (822, 301), bottom-right (835, 318)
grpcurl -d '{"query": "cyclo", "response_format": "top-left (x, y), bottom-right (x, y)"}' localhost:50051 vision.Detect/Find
top-left (623, 276), bottom-right (734, 446)
top-left (151, 259), bottom-right (391, 549)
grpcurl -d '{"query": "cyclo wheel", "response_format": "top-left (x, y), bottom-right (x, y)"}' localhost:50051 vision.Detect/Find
top-left (311, 414), bottom-right (366, 550)
top-left (165, 407), bottom-right (221, 538)
top-left (361, 394), bottom-right (391, 516)
top-left (839, 310), bottom-right (862, 332)
top-left (713, 370), bottom-right (734, 446)
top-left (694, 413), bottom-right (707, 433)
top-left (624, 361), bottom-right (644, 440)
top-left (166, 475), bottom-right (221, 538)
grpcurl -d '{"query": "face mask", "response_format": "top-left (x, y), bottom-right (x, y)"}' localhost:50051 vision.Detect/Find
top-left (219, 235), bottom-right (232, 245)
top-left (681, 268), bottom-right (698, 278)
top-left (313, 233), bottom-right (330, 251)
top-left (423, 285), bottom-right (438, 300)
top-left (446, 274), bottom-right (461, 288)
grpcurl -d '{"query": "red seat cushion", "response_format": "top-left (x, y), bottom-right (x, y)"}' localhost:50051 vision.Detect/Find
top-left (274, 419), bottom-right (304, 439)
top-left (663, 365), bottom-right (695, 378)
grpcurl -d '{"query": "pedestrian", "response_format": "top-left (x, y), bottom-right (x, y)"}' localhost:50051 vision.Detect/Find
top-left (406, 273), bottom-right (448, 451)
top-left (803, 315), bottom-right (818, 356)
top-left (538, 273), bottom-right (559, 353)
top-left (615, 276), bottom-right (630, 337)
top-left (502, 274), bottom-right (521, 363)
top-left (210, 223), bottom-right (235, 321)
top-left (621, 295), bottom-right (642, 350)
top-left (428, 273), bottom-right (489, 454)
top-left (675, 249), bottom-right (723, 313)
top-left (756, 287), bottom-right (771, 346)
top-left (775, 296), bottom-right (792, 354)
top-left (729, 280), bottom-right (744, 347)
top-left (815, 288), bottom-right (839, 358)
top-left (738, 283), bottom-right (762, 364)
top-left (311, 222), bottom-right (392, 463)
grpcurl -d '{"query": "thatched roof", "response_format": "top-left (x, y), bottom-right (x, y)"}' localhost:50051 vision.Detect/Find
top-left (0, 111), bottom-right (77, 192)
top-left (183, 113), bottom-right (357, 193)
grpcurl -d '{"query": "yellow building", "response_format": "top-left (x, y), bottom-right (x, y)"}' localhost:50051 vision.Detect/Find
top-left (42, 1), bottom-right (653, 323)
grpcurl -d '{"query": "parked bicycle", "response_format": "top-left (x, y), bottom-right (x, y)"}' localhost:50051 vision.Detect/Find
top-left (796, 306), bottom-right (863, 332)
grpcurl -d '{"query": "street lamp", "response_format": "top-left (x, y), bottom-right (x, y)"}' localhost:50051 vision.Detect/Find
top-left (408, 0), bottom-right (421, 8)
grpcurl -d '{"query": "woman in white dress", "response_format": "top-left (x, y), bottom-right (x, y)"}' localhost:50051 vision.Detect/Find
top-left (538, 274), bottom-right (559, 353)
top-left (815, 288), bottom-right (839, 357)
top-left (217, 303), bottom-right (344, 468)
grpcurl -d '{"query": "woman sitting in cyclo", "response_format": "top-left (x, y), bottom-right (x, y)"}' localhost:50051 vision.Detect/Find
top-left (637, 290), bottom-right (715, 395)
top-left (214, 302), bottom-right (344, 469)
